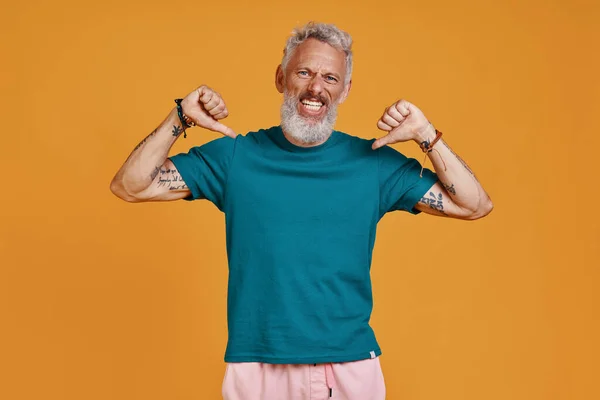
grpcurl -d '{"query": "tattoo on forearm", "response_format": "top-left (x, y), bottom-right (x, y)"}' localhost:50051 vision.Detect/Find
top-left (442, 182), bottom-right (456, 195)
top-left (441, 141), bottom-right (478, 180)
top-left (125, 129), bottom-right (157, 162)
top-left (172, 125), bottom-right (183, 137)
top-left (133, 129), bottom-right (157, 151)
top-left (420, 191), bottom-right (447, 215)
top-left (156, 167), bottom-right (188, 190)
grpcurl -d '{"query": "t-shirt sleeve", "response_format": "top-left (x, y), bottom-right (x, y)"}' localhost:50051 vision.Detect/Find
top-left (168, 135), bottom-right (238, 211)
top-left (377, 144), bottom-right (439, 216)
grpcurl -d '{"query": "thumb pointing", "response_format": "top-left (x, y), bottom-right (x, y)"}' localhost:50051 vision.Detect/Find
top-left (372, 135), bottom-right (392, 150)
top-left (210, 121), bottom-right (237, 138)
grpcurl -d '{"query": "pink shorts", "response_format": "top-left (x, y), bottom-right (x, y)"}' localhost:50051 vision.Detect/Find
top-left (222, 356), bottom-right (386, 400)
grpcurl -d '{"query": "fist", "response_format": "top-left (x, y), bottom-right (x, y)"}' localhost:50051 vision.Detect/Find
top-left (372, 99), bottom-right (430, 150)
top-left (180, 86), bottom-right (236, 138)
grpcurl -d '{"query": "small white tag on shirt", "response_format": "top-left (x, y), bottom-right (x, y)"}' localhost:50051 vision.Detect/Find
top-left (370, 351), bottom-right (376, 359)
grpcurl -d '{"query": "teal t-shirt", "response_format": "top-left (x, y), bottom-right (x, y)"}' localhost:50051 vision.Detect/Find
top-left (169, 126), bottom-right (438, 364)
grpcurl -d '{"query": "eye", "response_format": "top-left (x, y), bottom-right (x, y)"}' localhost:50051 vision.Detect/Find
top-left (325, 75), bottom-right (338, 83)
top-left (298, 70), bottom-right (309, 77)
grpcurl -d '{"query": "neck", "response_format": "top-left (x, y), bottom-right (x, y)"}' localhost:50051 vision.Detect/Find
top-left (281, 128), bottom-right (331, 148)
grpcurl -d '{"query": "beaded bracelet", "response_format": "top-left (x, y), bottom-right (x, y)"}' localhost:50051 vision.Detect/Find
top-left (174, 98), bottom-right (193, 138)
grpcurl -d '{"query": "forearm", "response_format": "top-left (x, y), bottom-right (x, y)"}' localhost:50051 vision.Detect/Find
top-left (110, 107), bottom-right (185, 199)
top-left (416, 125), bottom-right (493, 216)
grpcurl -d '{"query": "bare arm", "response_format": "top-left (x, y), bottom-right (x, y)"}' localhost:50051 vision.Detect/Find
top-left (373, 99), bottom-right (493, 220)
top-left (110, 108), bottom-right (190, 202)
top-left (109, 86), bottom-right (236, 203)
top-left (413, 129), bottom-right (493, 220)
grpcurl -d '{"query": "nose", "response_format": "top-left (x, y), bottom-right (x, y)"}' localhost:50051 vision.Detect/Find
top-left (307, 75), bottom-right (324, 96)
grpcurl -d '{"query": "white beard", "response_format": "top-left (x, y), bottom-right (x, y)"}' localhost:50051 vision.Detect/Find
top-left (280, 91), bottom-right (338, 145)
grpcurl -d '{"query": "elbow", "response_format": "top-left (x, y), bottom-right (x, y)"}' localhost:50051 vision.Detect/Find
top-left (109, 178), bottom-right (142, 203)
top-left (466, 198), bottom-right (494, 220)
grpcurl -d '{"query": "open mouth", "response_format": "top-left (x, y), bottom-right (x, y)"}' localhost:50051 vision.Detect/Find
top-left (301, 99), bottom-right (323, 110)
top-left (299, 98), bottom-right (327, 118)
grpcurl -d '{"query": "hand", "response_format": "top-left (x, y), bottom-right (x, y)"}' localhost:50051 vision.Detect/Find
top-left (180, 85), bottom-right (237, 138)
top-left (372, 99), bottom-right (432, 150)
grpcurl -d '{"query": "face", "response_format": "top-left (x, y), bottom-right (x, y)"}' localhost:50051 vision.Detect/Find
top-left (276, 38), bottom-right (351, 144)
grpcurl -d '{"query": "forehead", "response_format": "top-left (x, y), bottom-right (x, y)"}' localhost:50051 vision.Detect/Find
top-left (286, 38), bottom-right (347, 74)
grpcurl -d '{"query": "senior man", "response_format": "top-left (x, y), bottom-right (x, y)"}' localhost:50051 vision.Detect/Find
top-left (111, 21), bottom-right (493, 400)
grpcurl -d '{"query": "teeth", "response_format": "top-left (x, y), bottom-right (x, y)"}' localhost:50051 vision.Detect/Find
top-left (301, 100), bottom-right (323, 107)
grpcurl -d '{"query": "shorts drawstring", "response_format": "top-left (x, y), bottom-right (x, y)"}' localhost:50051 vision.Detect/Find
top-left (324, 363), bottom-right (336, 397)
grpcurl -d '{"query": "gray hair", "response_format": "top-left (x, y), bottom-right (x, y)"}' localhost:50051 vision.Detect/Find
top-left (281, 22), bottom-right (353, 85)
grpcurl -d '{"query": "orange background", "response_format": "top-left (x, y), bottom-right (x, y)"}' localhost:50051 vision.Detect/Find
top-left (1, 0), bottom-right (599, 399)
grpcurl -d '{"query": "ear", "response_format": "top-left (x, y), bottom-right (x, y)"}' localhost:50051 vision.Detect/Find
top-left (275, 65), bottom-right (284, 93)
top-left (338, 80), bottom-right (352, 105)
